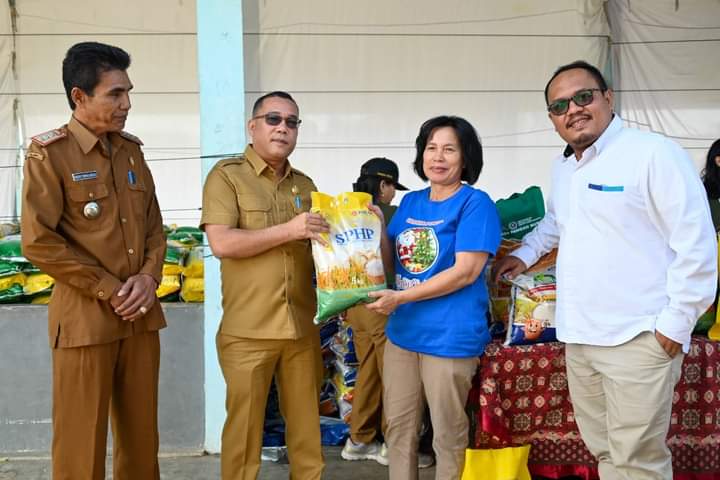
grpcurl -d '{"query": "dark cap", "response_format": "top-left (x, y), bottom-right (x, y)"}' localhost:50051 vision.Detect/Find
top-left (359, 157), bottom-right (408, 190)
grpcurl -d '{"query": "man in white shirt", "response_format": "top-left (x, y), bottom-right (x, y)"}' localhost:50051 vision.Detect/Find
top-left (494, 60), bottom-right (717, 479)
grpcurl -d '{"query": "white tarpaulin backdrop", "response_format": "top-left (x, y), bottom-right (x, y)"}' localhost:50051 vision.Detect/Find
top-left (0, 0), bottom-right (718, 225)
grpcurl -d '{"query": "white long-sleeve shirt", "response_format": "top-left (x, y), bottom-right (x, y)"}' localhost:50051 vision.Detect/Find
top-left (513, 115), bottom-right (717, 351)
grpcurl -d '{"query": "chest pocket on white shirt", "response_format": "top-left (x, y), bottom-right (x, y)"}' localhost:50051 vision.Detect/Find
top-left (581, 183), bottom-right (643, 229)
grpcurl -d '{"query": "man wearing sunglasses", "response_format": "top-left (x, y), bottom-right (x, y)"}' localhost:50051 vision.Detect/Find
top-left (494, 61), bottom-right (717, 478)
top-left (201, 91), bottom-right (328, 480)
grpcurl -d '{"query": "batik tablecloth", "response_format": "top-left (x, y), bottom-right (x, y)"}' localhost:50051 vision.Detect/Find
top-left (467, 337), bottom-right (720, 480)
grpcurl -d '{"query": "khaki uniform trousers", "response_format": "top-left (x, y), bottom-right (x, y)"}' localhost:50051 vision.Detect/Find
top-left (217, 332), bottom-right (324, 480)
top-left (345, 304), bottom-right (388, 444)
top-left (566, 331), bottom-right (684, 480)
top-left (51, 330), bottom-right (160, 480)
top-left (384, 340), bottom-right (477, 480)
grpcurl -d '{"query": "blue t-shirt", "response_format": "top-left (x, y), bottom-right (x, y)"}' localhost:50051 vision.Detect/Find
top-left (386, 185), bottom-right (501, 358)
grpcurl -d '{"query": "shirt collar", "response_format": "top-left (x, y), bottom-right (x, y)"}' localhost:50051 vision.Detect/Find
top-left (68, 116), bottom-right (102, 155)
top-left (245, 144), bottom-right (293, 180)
top-left (67, 116), bottom-right (124, 157)
top-left (561, 114), bottom-right (623, 162)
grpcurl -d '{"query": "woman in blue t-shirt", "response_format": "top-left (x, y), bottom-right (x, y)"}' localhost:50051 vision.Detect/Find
top-left (366, 116), bottom-right (501, 479)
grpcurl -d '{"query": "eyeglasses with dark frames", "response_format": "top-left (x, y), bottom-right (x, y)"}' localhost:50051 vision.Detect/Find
top-left (251, 112), bottom-right (302, 129)
top-left (547, 88), bottom-right (603, 116)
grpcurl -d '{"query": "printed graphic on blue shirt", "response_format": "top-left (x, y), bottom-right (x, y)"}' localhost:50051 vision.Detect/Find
top-left (396, 227), bottom-right (438, 275)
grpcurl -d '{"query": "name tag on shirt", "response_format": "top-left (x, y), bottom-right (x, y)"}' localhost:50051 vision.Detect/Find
top-left (71, 171), bottom-right (98, 182)
top-left (588, 183), bottom-right (624, 192)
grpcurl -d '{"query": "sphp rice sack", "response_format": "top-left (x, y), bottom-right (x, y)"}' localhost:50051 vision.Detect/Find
top-left (505, 259), bottom-right (558, 346)
top-left (311, 192), bottom-right (386, 324)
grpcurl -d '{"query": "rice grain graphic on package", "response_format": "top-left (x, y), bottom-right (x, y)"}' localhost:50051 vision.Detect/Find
top-left (311, 192), bottom-right (386, 324)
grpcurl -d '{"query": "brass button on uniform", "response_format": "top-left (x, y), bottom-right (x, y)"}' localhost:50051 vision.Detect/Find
top-left (121, 217), bottom-right (127, 224)
top-left (88, 192), bottom-right (95, 199)
top-left (98, 291), bottom-right (105, 298)
top-left (128, 248), bottom-right (135, 255)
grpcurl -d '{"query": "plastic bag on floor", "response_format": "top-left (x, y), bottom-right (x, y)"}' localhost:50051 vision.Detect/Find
top-left (320, 416), bottom-right (350, 446)
top-left (461, 445), bottom-right (531, 480)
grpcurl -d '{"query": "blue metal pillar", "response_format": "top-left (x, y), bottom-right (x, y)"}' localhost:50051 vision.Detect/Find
top-left (196, 0), bottom-right (245, 453)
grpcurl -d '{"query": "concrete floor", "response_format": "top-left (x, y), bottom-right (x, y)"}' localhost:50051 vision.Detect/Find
top-left (0, 448), bottom-right (437, 479)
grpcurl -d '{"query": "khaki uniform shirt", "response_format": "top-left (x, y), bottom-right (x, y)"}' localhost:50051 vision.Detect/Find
top-left (21, 116), bottom-right (167, 348)
top-left (200, 145), bottom-right (317, 340)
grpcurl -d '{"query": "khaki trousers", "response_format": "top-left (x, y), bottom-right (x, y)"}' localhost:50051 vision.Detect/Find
top-left (217, 333), bottom-right (324, 480)
top-left (384, 340), bottom-right (477, 480)
top-left (565, 331), bottom-right (684, 480)
top-left (51, 330), bottom-right (160, 480)
top-left (345, 304), bottom-right (388, 444)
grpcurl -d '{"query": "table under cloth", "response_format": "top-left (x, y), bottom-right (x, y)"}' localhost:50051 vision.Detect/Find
top-left (466, 337), bottom-right (720, 480)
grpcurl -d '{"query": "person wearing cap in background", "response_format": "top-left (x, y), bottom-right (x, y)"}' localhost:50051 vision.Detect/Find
top-left (201, 91), bottom-right (328, 480)
top-left (20, 42), bottom-right (166, 479)
top-left (342, 157), bottom-right (429, 468)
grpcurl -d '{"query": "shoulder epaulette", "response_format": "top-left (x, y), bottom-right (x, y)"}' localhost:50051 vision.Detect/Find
top-left (216, 156), bottom-right (246, 167)
top-left (119, 131), bottom-right (143, 145)
top-left (31, 129), bottom-right (66, 147)
top-left (290, 167), bottom-right (312, 179)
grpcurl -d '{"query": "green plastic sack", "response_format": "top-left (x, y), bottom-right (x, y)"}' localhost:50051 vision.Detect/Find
top-left (0, 234), bottom-right (24, 262)
top-left (0, 283), bottom-right (25, 304)
top-left (0, 259), bottom-right (21, 277)
top-left (495, 186), bottom-right (545, 240)
top-left (694, 303), bottom-right (716, 335)
top-left (167, 226), bottom-right (203, 246)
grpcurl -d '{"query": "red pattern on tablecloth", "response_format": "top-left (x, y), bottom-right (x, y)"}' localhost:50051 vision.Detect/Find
top-left (468, 337), bottom-right (720, 479)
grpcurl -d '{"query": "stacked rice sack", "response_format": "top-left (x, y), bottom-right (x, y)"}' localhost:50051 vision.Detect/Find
top-left (158, 226), bottom-right (204, 302)
top-left (489, 187), bottom-right (559, 346)
top-left (0, 223), bottom-right (205, 304)
top-left (315, 313), bottom-right (358, 424)
top-left (329, 318), bottom-right (358, 422)
top-left (319, 317), bottom-right (341, 416)
top-left (0, 229), bottom-right (55, 304)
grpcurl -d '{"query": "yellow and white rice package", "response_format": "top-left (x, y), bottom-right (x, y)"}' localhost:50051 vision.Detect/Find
top-left (506, 256), bottom-right (558, 346)
top-left (311, 192), bottom-right (386, 324)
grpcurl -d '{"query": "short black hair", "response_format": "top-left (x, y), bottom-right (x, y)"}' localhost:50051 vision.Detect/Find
top-left (413, 116), bottom-right (483, 185)
top-left (702, 138), bottom-right (720, 199)
top-left (62, 42), bottom-right (131, 110)
top-left (252, 91), bottom-right (299, 116)
top-left (544, 60), bottom-right (609, 104)
top-left (353, 175), bottom-right (383, 203)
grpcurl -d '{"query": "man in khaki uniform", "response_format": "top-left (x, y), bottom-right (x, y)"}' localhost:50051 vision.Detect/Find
top-left (20, 42), bottom-right (166, 480)
top-left (201, 91), bottom-right (327, 480)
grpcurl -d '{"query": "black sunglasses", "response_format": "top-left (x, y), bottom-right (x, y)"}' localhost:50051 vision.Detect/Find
top-left (252, 112), bottom-right (302, 129)
top-left (547, 88), bottom-right (603, 116)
